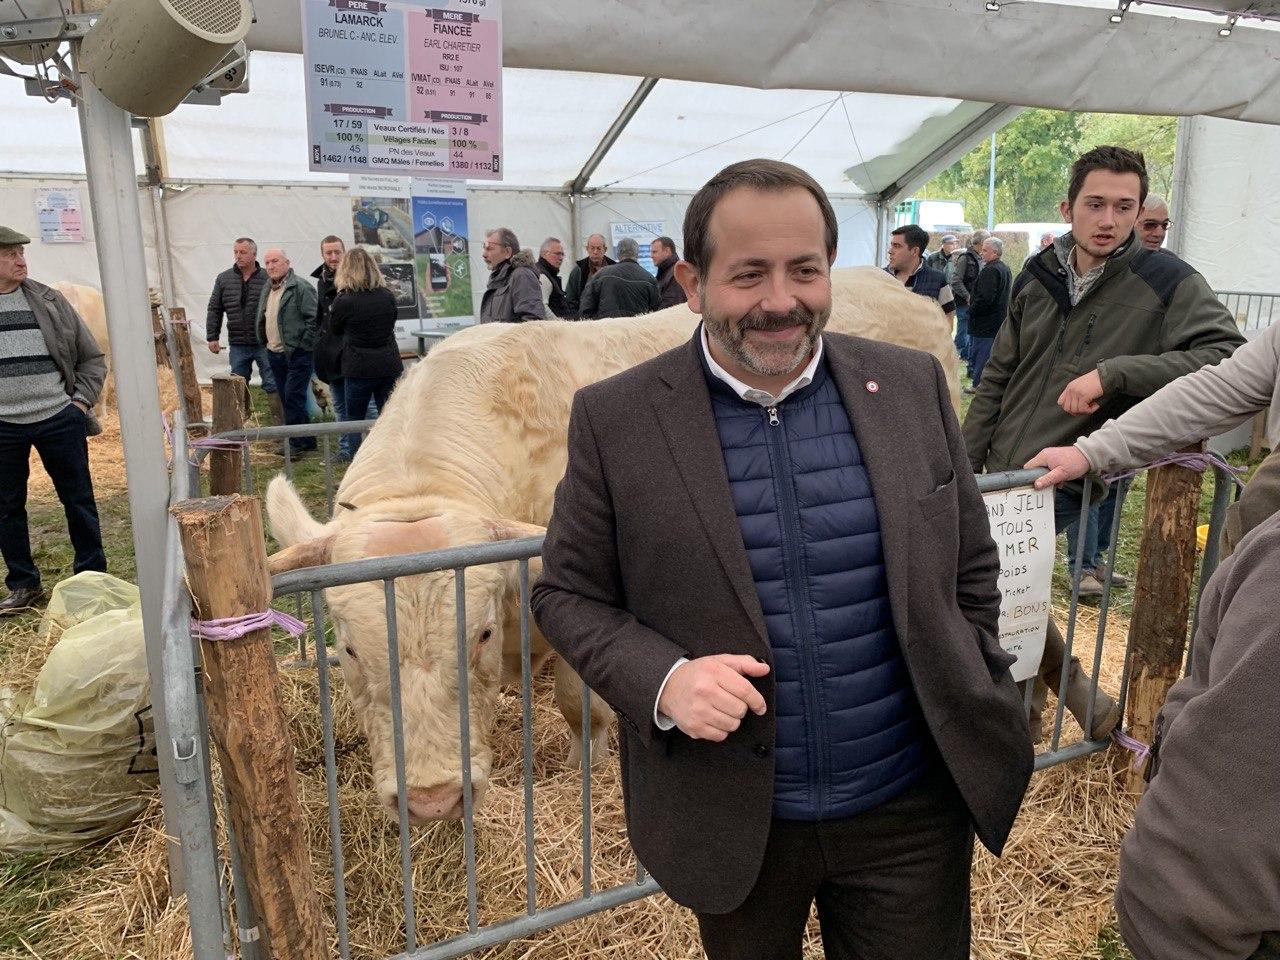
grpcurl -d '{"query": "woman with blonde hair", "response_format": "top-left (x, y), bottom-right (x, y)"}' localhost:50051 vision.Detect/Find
top-left (329, 246), bottom-right (402, 455)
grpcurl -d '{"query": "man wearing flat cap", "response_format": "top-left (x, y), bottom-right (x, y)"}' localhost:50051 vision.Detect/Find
top-left (0, 226), bottom-right (107, 613)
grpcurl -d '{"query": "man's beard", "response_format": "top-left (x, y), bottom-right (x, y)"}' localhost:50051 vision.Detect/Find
top-left (704, 301), bottom-right (828, 379)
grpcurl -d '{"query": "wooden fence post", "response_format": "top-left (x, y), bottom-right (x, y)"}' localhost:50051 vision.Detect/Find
top-left (174, 495), bottom-right (328, 960)
top-left (1121, 445), bottom-right (1204, 792)
top-left (167, 307), bottom-right (206, 430)
top-left (210, 374), bottom-right (249, 496)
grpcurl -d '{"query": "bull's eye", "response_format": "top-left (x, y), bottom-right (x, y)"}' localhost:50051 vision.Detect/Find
top-left (479, 628), bottom-right (493, 643)
top-left (345, 645), bottom-right (357, 659)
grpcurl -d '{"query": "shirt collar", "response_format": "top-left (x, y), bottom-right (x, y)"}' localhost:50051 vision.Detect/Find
top-left (700, 324), bottom-right (823, 407)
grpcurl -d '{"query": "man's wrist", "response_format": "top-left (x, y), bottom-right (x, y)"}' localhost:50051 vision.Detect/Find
top-left (654, 657), bottom-right (689, 731)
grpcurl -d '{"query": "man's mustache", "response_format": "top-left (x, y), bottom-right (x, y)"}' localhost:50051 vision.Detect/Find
top-left (736, 305), bottom-right (817, 334)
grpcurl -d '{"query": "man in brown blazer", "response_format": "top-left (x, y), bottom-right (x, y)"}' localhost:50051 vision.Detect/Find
top-left (531, 159), bottom-right (1033, 960)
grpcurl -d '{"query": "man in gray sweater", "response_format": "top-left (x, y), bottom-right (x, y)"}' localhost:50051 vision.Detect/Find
top-left (1115, 510), bottom-right (1280, 960)
top-left (0, 226), bottom-right (107, 613)
top-left (1026, 316), bottom-right (1280, 556)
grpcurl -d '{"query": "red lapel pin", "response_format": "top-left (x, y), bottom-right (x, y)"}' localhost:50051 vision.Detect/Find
top-left (866, 380), bottom-right (879, 393)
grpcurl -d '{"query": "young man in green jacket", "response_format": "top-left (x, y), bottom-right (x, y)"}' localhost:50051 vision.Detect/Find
top-left (962, 145), bottom-right (1245, 742)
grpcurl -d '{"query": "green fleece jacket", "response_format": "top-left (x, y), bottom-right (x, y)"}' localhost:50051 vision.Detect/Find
top-left (963, 232), bottom-right (1245, 477)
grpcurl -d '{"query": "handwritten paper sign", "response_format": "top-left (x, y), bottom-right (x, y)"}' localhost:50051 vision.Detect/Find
top-left (984, 485), bottom-right (1055, 682)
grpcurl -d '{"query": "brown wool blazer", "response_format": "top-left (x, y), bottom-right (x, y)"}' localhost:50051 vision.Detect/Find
top-left (530, 331), bottom-right (1033, 915)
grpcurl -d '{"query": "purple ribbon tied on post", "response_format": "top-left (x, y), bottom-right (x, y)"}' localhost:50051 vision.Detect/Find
top-left (1103, 450), bottom-right (1247, 487)
top-left (1110, 729), bottom-right (1151, 769)
top-left (192, 609), bottom-right (308, 642)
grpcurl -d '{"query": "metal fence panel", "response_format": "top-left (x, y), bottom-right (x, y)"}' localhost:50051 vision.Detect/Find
top-left (1215, 289), bottom-right (1280, 332)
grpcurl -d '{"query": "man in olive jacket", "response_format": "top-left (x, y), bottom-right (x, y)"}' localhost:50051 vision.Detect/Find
top-left (256, 249), bottom-right (319, 453)
top-left (963, 145), bottom-right (1244, 743)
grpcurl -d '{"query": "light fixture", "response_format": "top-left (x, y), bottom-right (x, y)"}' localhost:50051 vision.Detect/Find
top-left (1110, 0), bottom-right (1131, 23)
top-left (985, 1), bottom-right (1000, 10)
top-left (1219, 14), bottom-right (1237, 36)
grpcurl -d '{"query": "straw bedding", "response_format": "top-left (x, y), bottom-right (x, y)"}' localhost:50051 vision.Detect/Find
top-left (4, 598), bottom-right (1138, 960)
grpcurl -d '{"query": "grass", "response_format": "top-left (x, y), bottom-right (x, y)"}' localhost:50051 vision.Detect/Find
top-left (1096, 925), bottom-right (1136, 960)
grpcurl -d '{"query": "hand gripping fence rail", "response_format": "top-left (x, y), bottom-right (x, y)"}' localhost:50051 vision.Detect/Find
top-left (161, 422), bottom-right (1240, 960)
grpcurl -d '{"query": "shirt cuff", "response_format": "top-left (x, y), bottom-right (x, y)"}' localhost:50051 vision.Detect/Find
top-left (653, 657), bottom-right (688, 731)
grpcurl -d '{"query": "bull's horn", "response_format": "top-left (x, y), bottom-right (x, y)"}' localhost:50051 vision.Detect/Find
top-left (484, 518), bottom-right (547, 542)
top-left (267, 535), bottom-right (335, 574)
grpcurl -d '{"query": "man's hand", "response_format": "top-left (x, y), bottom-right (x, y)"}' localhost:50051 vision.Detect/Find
top-left (1025, 446), bottom-right (1090, 490)
top-left (1057, 369), bottom-right (1104, 415)
top-left (207, 340), bottom-right (221, 354)
top-left (657, 654), bottom-right (770, 742)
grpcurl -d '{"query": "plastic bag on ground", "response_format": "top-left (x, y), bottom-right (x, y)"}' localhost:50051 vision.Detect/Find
top-left (0, 572), bottom-right (157, 854)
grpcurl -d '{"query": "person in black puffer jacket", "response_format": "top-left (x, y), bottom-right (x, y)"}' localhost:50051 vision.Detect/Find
top-left (578, 237), bottom-right (660, 319)
top-left (329, 247), bottom-right (403, 457)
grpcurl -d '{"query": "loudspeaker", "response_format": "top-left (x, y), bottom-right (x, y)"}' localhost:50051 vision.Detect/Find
top-left (79, 0), bottom-right (252, 116)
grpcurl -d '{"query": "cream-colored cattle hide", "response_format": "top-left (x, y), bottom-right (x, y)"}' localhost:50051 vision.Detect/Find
top-left (50, 282), bottom-right (111, 415)
top-left (266, 267), bottom-right (958, 824)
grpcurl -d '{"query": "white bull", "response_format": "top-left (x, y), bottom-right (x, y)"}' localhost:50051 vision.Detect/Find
top-left (265, 267), bottom-right (959, 825)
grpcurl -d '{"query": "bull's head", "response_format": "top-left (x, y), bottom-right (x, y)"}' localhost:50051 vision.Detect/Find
top-left (265, 475), bottom-right (543, 825)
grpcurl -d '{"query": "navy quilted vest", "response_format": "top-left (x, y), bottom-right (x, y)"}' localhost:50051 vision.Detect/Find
top-left (704, 348), bottom-right (929, 821)
top-left (885, 264), bottom-right (948, 304)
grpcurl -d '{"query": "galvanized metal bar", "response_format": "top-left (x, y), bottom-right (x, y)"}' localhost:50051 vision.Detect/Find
top-left (295, 592), bottom-right (307, 662)
top-left (312, 590), bottom-right (352, 959)
top-left (454, 569), bottom-right (480, 935)
top-left (1189, 465), bottom-right (1235, 675)
top-left (392, 876), bottom-right (663, 960)
top-left (221, 781), bottom-right (262, 960)
top-left (1033, 736), bottom-right (1111, 771)
top-left (212, 419), bottom-right (377, 440)
top-left (1083, 479), bottom-right (1126, 739)
top-left (975, 468), bottom-right (1049, 493)
top-left (273, 537), bottom-right (545, 596)
top-left (581, 679), bottom-right (592, 899)
top-left (518, 560), bottom-right (537, 916)
top-left (1023, 669), bottom-right (1036, 721)
top-left (384, 579), bottom-right (417, 953)
top-left (1052, 478), bottom-right (1092, 752)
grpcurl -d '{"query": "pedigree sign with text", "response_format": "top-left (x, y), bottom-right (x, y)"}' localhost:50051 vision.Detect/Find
top-left (983, 486), bottom-right (1054, 683)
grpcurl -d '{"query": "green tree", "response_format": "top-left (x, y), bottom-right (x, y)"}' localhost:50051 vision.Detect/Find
top-left (916, 109), bottom-right (1177, 225)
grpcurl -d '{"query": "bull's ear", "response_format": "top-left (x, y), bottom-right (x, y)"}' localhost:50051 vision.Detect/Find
top-left (483, 518), bottom-right (547, 542)
top-left (267, 535), bottom-right (336, 574)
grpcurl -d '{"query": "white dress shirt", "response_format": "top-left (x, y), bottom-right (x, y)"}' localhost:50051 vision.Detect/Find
top-left (653, 326), bottom-right (824, 730)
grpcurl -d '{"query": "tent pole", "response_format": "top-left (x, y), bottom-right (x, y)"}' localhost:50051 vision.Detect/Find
top-left (569, 190), bottom-right (581, 265)
top-left (74, 59), bottom-right (185, 887)
top-left (1167, 115), bottom-right (1195, 257)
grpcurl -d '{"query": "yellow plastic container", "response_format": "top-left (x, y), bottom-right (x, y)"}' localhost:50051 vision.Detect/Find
top-left (1196, 524), bottom-right (1210, 552)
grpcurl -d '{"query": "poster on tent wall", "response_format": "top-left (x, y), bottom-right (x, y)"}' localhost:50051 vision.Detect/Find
top-left (609, 220), bottom-right (664, 276)
top-left (983, 485), bottom-right (1054, 683)
top-left (33, 188), bottom-right (84, 243)
top-left (302, 0), bottom-right (503, 180)
top-left (349, 175), bottom-right (473, 338)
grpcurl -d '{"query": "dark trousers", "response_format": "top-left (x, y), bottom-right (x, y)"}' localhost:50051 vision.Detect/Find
top-left (267, 348), bottom-right (316, 451)
top-left (953, 305), bottom-right (970, 363)
top-left (1055, 484), bottom-right (1120, 573)
top-left (968, 335), bottom-right (995, 386)
top-left (0, 404), bottom-right (106, 591)
top-left (695, 765), bottom-right (974, 960)
top-left (343, 376), bottom-right (395, 456)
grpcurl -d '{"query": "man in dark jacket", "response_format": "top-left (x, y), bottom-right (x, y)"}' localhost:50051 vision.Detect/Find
top-left (651, 235), bottom-right (688, 309)
top-left (206, 237), bottom-right (280, 418)
top-left (564, 233), bottom-right (615, 317)
top-left (0, 227), bottom-right (107, 612)
top-left (578, 238), bottom-right (660, 319)
top-left (537, 237), bottom-right (570, 318)
top-left (886, 225), bottom-right (955, 317)
top-left (532, 159), bottom-right (1031, 960)
top-left (312, 235), bottom-right (366, 457)
top-left (479, 228), bottom-right (545, 323)
top-left (256, 249), bottom-right (319, 452)
top-left (965, 237), bottom-right (1012, 390)
top-left (925, 234), bottom-right (958, 278)
top-left (963, 145), bottom-right (1245, 743)
top-left (949, 230), bottom-right (987, 376)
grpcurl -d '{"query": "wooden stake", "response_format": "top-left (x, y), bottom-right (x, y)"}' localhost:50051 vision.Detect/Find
top-left (167, 308), bottom-right (206, 430)
top-left (210, 374), bottom-right (248, 496)
top-left (1122, 445), bottom-right (1203, 793)
top-left (174, 495), bottom-right (328, 960)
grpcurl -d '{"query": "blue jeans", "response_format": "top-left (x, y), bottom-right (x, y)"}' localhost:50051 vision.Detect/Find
top-left (343, 376), bottom-right (396, 456)
top-left (0, 405), bottom-right (105, 591)
top-left (329, 377), bottom-right (378, 458)
top-left (266, 348), bottom-right (317, 452)
top-left (954, 305), bottom-right (970, 363)
top-left (1055, 485), bottom-right (1120, 573)
top-left (968, 335), bottom-right (995, 387)
top-left (228, 343), bottom-right (277, 393)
